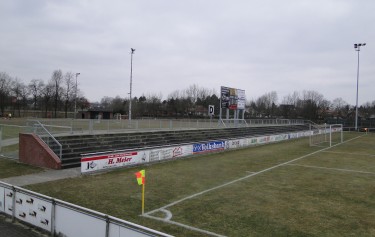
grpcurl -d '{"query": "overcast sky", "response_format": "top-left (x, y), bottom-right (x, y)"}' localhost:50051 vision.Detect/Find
top-left (1, 0), bottom-right (374, 105)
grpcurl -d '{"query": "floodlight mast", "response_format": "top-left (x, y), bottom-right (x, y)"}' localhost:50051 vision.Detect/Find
top-left (129, 48), bottom-right (135, 125)
top-left (354, 43), bottom-right (366, 131)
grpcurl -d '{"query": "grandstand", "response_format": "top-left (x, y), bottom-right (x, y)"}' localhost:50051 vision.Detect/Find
top-left (38, 124), bottom-right (310, 168)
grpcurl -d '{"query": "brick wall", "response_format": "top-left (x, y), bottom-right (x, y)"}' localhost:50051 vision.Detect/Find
top-left (19, 133), bottom-right (61, 169)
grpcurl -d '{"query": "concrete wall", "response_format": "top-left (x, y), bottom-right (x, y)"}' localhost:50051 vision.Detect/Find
top-left (19, 133), bottom-right (61, 169)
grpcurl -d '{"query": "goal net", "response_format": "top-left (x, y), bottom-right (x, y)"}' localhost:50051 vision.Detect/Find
top-left (309, 124), bottom-right (343, 147)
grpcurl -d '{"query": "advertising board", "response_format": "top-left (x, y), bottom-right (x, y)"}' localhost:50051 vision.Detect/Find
top-left (81, 145), bottom-right (194, 173)
top-left (221, 86), bottom-right (246, 110)
top-left (150, 145), bottom-right (193, 161)
top-left (193, 141), bottom-right (225, 154)
top-left (14, 192), bottom-right (52, 231)
top-left (81, 151), bottom-right (146, 173)
top-left (227, 139), bottom-right (247, 149)
top-left (55, 205), bottom-right (106, 237)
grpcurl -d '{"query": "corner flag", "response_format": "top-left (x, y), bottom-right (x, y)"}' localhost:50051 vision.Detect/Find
top-left (135, 170), bottom-right (145, 185)
top-left (135, 169), bottom-right (146, 215)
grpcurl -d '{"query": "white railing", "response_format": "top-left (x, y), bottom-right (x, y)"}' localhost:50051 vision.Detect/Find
top-left (28, 120), bottom-right (63, 160)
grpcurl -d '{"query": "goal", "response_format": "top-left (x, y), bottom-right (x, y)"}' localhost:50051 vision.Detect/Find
top-left (309, 124), bottom-right (343, 147)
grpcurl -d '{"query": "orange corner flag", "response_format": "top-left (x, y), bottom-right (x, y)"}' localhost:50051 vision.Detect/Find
top-left (135, 169), bottom-right (146, 215)
top-left (135, 170), bottom-right (145, 185)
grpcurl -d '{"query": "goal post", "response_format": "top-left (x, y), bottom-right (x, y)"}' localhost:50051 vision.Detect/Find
top-left (309, 124), bottom-right (343, 147)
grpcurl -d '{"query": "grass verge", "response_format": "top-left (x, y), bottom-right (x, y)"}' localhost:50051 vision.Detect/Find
top-left (0, 159), bottom-right (43, 179)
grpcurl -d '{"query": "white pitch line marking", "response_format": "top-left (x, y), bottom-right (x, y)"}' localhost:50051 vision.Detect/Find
top-left (160, 209), bottom-right (173, 221)
top-left (286, 163), bottom-right (375, 175)
top-left (144, 213), bottom-right (227, 237)
top-left (321, 151), bottom-right (375, 157)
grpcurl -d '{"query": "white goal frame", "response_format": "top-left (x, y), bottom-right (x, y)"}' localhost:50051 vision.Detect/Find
top-left (309, 124), bottom-right (343, 147)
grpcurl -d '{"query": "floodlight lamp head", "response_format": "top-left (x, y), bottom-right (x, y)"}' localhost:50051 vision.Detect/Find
top-left (131, 48), bottom-right (136, 54)
top-left (354, 44), bottom-right (358, 48)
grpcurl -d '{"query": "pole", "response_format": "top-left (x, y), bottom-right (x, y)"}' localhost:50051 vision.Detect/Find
top-left (74, 73), bottom-right (80, 119)
top-left (142, 182), bottom-right (145, 215)
top-left (355, 49), bottom-right (360, 131)
top-left (129, 48), bottom-right (135, 126)
top-left (354, 43), bottom-right (366, 131)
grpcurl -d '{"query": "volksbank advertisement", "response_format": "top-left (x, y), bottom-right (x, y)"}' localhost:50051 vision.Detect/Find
top-left (193, 141), bottom-right (226, 154)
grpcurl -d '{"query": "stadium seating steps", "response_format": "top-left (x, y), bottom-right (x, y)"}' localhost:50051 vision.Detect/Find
top-left (51, 125), bottom-right (309, 169)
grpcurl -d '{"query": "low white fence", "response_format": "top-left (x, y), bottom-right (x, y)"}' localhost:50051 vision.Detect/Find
top-left (0, 182), bottom-right (173, 237)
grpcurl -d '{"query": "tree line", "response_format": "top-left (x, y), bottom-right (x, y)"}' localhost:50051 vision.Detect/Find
top-left (0, 70), bottom-right (90, 118)
top-left (1, 71), bottom-right (374, 123)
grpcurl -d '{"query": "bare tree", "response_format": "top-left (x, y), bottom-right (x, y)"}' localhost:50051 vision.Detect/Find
top-left (41, 82), bottom-right (54, 118)
top-left (255, 91), bottom-right (278, 117)
top-left (185, 84), bottom-right (199, 104)
top-left (63, 72), bottom-right (75, 118)
top-left (331, 97), bottom-right (348, 118)
top-left (282, 91), bottom-right (300, 107)
top-left (0, 72), bottom-right (12, 115)
top-left (100, 96), bottom-right (113, 110)
top-left (301, 90), bottom-right (325, 121)
top-left (111, 96), bottom-right (126, 114)
top-left (77, 96), bottom-right (90, 117)
top-left (28, 79), bottom-right (45, 110)
top-left (51, 69), bottom-right (63, 118)
top-left (10, 79), bottom-right (28, 117)
top-left (146, 93), bottom-right (163, 117)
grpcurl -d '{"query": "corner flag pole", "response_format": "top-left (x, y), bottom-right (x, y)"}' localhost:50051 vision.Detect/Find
top-left (135, 170), bottom-right (146, 215)
top-left (142, 181), bottom-right (145, 215)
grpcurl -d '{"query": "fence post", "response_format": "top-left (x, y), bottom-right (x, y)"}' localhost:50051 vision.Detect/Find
top-left (0, 126), bottom-right (2, 153)
top-left (105, 215), bottom-right (110, 237)
top-left (12, 186), bottom-right (16, 222)
top-left (329, 125), bottom-right (332, 147)
top-left (89, 120), bottom-right (93, 134)
top-left (51, 199), bottom-right (56, 237)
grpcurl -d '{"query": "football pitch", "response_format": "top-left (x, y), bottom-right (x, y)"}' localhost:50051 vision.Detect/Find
top-left (27, 132), bottom-right (375, 237)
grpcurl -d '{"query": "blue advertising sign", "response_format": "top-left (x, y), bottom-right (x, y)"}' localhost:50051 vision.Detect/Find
top-left (193, 141), bottom-right (226, 154)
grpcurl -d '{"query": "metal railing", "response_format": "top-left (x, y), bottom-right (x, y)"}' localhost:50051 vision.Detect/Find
top-left (25, 118), bottom-right (306, 135)
top-left (0, 181), bottom-right (173, 237)
top-left (28, 120), bottom-right (62, 160)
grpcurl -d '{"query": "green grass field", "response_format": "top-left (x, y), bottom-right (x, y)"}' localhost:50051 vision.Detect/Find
top-left (25, 132), bottom-right (375, 237)
top-left (0, 159), bottom-right (43, 179)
